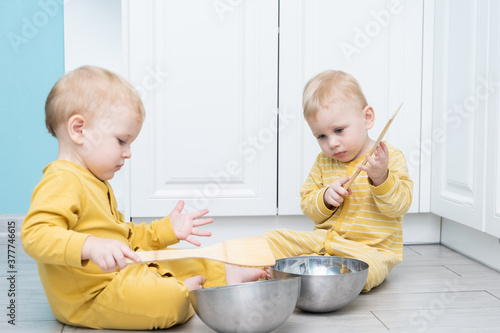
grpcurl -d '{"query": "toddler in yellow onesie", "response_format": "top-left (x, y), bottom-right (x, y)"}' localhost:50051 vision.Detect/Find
top-left (21, 65), bottom-right (267, 330)
top-left (263, 70), bottom-right (413, 292)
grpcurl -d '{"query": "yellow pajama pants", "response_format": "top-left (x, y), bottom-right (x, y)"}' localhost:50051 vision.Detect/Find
top-left (262, 229), bottom-right (400, 292)
top-left (69, 258), bottom-right (226, 330)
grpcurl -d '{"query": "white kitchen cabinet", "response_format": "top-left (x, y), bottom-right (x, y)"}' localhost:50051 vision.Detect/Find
top-left (485, 93), bottom-right (500, 238)
top-left (125, 0), bottom-right (426, 217)
top-left (64, 0), bottom-right (427, 219)
top-left (124, 0), bottom-right (279, 217)
top-left (484, 0), bottom-right (500, 238)
top-left (430, 0), bottom-right (500, 238)
top-left (278, 0), bottom-right (425, 214)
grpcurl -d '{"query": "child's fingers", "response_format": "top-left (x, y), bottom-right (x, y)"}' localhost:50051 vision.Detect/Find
top-left (379, 141), bottom-right (389, 154)
top-left (335, 177), bottom-right (351, 196)
top-left (192, 217), bottom-right (213, 227)
top-left (191, 228), bottom-right (212, 237)
top-left (265, 266), bottom-right (271, 279)
top-left (189, 208), bottom-right (210, 220)
top-left (185, 236), bottom-right (202, 247)
top-left (364, 153), bottom-right (375, 166)
top-left (101, 255), bottom-right (117, 273)
top-left (122, 248), bottom-right (141, 264)
top-left (365, 146), bottom-right (388, 170)
top-left (108, 244), bottom-right (141, 270)
top-left (89, 249), bottom-right (114, 273)
top-left (373, 148), bottom-right (384, 160)
top-left (324, 187), bottom-right (345, 207)
top-left (324, 177), bottom-right (352, 207)
top-left (172, 200), bottom-right (185, 214)
top-left (184, 275), bottom-right (206, 290)
top-left (374, 143), bottom-right (389, 160)
top-left (91, 255), bottom-right (107, 272)
top-left (110, 247), bottom-right (131, 271)
top-left (339, 176), bottom-right (351, 188)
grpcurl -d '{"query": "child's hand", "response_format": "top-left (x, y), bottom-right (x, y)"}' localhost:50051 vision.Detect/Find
top-left (81, 236), bottom-right (141, 273)
top-left (324, 177), bottom-right (352, 209)
top-left (359, 141), bottom-right (389, 187)
top-left (183, 275), bottom-right (206, 291)
top-left (169, 200), bottom-right (213, 247)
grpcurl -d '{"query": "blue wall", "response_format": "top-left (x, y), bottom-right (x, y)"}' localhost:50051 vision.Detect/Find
top-left (0, 0), bottom-right (64, 214)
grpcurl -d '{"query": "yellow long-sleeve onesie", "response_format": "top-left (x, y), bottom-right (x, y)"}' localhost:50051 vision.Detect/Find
top-left (263, 142), bottom-right (413, 291)
top-left (21, 160), bottom-right (227, 330)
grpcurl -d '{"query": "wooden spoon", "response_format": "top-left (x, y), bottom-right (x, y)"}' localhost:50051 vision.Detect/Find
top-left (343, 102), bottom-right (403, 190)
top-left (126, 237), bottom-right (276, 267)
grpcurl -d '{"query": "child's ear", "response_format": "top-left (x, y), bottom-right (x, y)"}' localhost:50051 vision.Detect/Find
top-left (67, 115), bottom-right (86, 145)
top-left (362, 105), bottom-right (375, 130)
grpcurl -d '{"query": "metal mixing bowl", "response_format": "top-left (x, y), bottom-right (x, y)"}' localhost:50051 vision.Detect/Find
top-left (189, 277), bottom-right (300, 333)
top-left (270, 256), bottom-right (369, 313)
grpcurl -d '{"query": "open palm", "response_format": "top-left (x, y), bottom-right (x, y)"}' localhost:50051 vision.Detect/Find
top-left (168, 200), bottom-right (213, 246)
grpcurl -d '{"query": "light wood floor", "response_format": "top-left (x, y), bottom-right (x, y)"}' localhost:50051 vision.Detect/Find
top-left (2, 237), bottom-right (500, 332)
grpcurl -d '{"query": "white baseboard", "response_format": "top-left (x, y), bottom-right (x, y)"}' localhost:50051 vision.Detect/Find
top-left (135, 212), bottom-right (442, 248)
top-left (402, 213), bottom-right (441, 244)
top-left (0, 212), bottom-right (442, 247)
top-left (441, 218), bottom-right (500, 272)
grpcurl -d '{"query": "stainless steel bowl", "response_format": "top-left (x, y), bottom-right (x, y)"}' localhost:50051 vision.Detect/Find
top-left (189, 277), bottom-right (300, 333)
top-left (270, 256), bottom-right (369, 313)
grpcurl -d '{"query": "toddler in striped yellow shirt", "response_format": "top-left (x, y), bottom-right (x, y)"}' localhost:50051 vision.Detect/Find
top-left (263, 70), bottom-right (413, 291)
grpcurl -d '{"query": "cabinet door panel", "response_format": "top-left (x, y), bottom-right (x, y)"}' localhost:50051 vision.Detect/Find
top-left (279, 0), bottom-right (423, 214)
top-left (430, 0), bottom-right (489, 230)
top-left (486, 97), bottom-right (500, 238)
top-left (485, 1), bottom-right (500, 238)
top-left (126, 0), bottom-right (278, 217)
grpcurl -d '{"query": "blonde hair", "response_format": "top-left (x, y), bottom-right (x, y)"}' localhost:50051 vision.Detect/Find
top-left (302, 70), bottom-right (368, 119)
top-left (45, 65), bottom-right (145, 137)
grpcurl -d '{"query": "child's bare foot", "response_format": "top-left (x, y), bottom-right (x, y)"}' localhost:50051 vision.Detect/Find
top-left (183, 275), bottom-right (205, 290)
top-left (225, 264), bottom-right (270, 285)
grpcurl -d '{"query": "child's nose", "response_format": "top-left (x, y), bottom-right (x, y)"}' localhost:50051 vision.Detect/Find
top-left (328, 136), bottom-right (339, 148)
top-left (123, 148), bottom-right (132, 159)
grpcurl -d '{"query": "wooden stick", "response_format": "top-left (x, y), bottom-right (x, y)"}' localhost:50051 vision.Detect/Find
top-left (126, 237), bottom-right (276, 267)
top-left (343, 102), bottom-right (403, 190)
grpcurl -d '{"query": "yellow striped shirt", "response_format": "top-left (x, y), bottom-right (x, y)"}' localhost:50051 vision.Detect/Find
top-left (300, 142), bottom-right (413, 258)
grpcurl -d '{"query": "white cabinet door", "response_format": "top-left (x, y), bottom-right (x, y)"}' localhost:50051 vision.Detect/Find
top-left (485, 97), bottom-right (500, 238)
top-left (125, 0), bottom-right (278, 217)
top-left (430, 0), bottom-right (492, 231)
top-left (484, 0), bottom-right (500, 238)
top-left (278, 0), bottom-right (424, 214)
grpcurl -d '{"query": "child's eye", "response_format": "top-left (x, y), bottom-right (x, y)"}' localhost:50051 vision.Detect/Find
top-left (317, 134), bottom-right (327, 140)
top-left (334, 128), bottom-right (344, 134)
top-left (117, 138), bottom-right (126, 145)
